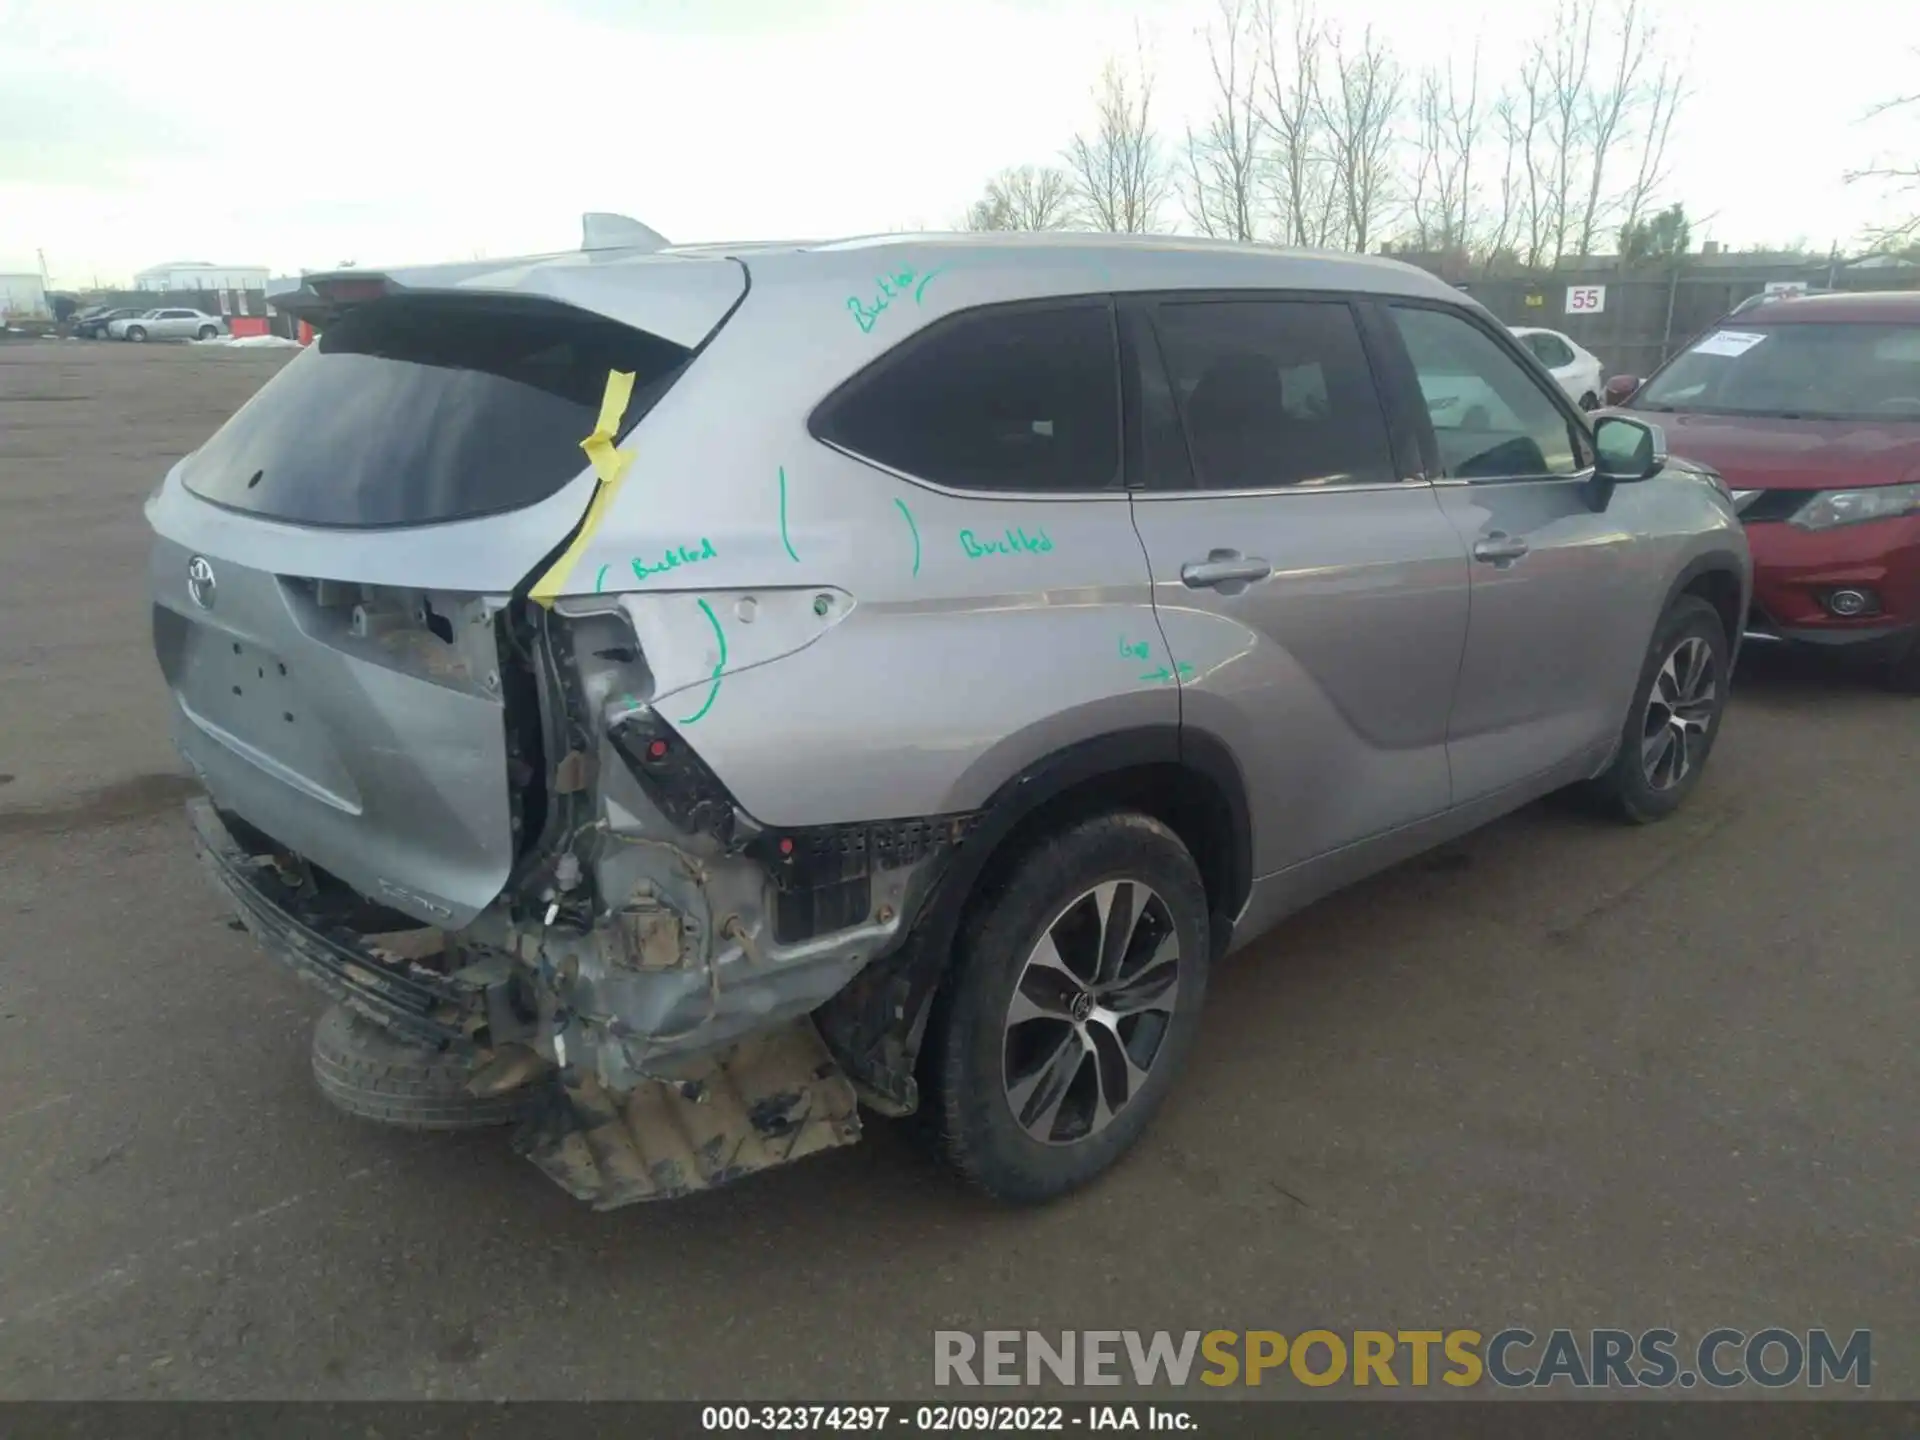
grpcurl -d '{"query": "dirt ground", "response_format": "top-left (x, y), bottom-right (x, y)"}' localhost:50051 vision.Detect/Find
top-left (0, 341), bottom-right (1914, 1399)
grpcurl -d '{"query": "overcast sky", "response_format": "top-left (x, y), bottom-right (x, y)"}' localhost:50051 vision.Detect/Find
top-left (2, 0), bottom-right (1915, 286)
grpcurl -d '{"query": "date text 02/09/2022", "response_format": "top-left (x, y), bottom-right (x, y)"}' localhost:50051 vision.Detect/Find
top-left (699, 1403), bottom-right (1194, 1432)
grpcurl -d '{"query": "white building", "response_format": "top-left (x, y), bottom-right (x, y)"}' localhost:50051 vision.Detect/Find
top-left (133, 261), bottom-right (271, 293)
top-left (0, 272), bottom-right (49, 321)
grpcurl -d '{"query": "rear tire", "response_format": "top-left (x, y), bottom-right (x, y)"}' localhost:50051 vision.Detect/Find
top-left (125, 326), bottom-right (147, 343)
top-left (923, 812), bottom-right (1211, 1204)
top-left (1582, 595), bottom-right (1730, 823)
top-left (197, 324), bottom-right (218, 340)
top-left (311, 1004), bottom-right (547, 1132)
top-left (1579, 391), bottom-right (1600, 411)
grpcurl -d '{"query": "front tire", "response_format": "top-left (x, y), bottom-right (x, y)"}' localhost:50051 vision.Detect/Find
top-left (1579, 391), bottom-right (1600, 411)
top-left (924, 812), bottom-right (1211, 1204)
top-left (1583, 595), bottom-right (1730, 823)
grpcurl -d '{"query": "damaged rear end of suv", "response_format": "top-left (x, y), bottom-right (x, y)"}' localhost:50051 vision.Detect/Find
top-left (148, 241), bottom-right (911, 1208)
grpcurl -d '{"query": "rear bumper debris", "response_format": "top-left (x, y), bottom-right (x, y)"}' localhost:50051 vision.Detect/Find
top-left (517, 1019), bottom-right (861, 1208)
top-left (191, 792), bottom-right (867, 1208)
top-left (188, 796), bottom-right (475, 1049)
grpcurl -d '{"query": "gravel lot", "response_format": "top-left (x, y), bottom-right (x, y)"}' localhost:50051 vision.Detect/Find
top-left (1, 341), bottom-right (1914, 1400)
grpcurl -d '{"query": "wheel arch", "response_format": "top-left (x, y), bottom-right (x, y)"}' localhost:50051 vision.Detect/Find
top-left (1665, 549), bottom-right (1749, 664)
top-left (952, 726), bottom-right (1253, 956)
top-left (812, 724), bottom-right (1253, 1113)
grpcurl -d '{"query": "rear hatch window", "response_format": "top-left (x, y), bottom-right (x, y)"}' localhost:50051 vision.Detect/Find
top-left (181, 293), bottom-right (691, 528)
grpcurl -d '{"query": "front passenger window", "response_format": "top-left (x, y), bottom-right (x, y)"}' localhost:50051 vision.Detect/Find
top-left (1392, 307), bottom-right (1583, 479)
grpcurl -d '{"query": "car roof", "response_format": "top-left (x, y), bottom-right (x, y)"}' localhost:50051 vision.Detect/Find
top-left (699, 231), bottom-right (1466, 301)
top-left (286, 231), bottom-right (1472, 342)
top-left (1735, 291), bottom-right (1920, 325)
top-left (1507, 325), bottom-right (1568, 339)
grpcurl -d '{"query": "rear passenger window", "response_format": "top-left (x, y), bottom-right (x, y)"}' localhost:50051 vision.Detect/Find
top-left (815, 302), bottom-right (1121, 493)
top-left (1149, 300), bottom-right (1397, 490)
top-left (1391, 306), bottom-right (1583, 479)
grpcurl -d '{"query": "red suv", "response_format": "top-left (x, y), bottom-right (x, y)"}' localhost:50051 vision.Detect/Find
top-left (1604, 292), bottom-right (1920, 690)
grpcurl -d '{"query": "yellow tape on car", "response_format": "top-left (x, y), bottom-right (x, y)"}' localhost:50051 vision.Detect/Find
top-left (529, 369), bottom-right (637, 606)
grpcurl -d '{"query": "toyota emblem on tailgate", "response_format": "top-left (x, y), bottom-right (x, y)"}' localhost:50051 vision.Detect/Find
top-left (186, 555), bottom-right (217, 609)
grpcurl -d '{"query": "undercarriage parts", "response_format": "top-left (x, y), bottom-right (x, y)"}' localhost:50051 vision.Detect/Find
top-left (517, 1019), bottom-right (861, 1208)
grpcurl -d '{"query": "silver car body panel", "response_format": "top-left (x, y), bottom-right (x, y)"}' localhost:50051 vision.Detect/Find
top-left (148, 255), bottom-right (748, 927)
top-left (1131, 483), bottom-right (1469, 878)
top-left (150, 231), bottom-right (1750, 1090)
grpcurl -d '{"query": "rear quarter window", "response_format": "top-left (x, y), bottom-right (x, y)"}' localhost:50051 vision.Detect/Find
top-left (181, 294), bottom-right (691, 528)
top-left (812, 300), bottom-right (1122, 493)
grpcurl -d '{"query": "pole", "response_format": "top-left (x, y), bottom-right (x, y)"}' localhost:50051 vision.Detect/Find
top-left (1660, 261), bottom-right (1680, 367)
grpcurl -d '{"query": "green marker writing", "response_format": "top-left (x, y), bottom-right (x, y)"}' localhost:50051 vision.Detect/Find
top-left (631, 537), bottom-right (718, 583)
top-left (959, 526), bottom-right (1053, 559)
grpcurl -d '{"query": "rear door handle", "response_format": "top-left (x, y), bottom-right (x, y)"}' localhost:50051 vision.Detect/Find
top-left (1472, 532), bottom-right (1530, 564)
top-left (1181, 550), bottom-right (1273, 591)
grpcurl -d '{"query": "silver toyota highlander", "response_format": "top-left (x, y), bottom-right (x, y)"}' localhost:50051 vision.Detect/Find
top-left (147, 226), bottom-right (1751, 1208)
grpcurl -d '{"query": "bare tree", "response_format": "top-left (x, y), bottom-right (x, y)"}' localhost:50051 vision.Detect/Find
top-left (1254, 0), bottom-right (1339, 247)
top-left (1573, 0), bottom-right (1662, 258)
top-left (1065, 47), bottom-right (1171, 233)
top-left (1487, 1), bottom-right (1687, 271)
top-left (964, 165), bottom-right (1076, 232)
top-left (1613, 55), bottom-right (1686, 264)
top-left (1540, 6), bottom-right (1597, 261)
top-left (1182, 0), bottom-right (1265, 240)
top-left (1318, 24), bottom-right (1403, 252)
top-left (1482, 92), bottom-right (1526, 270)
top-left (1846, 57), bottom-right (1920, 249)
top-left (1407, 48), bottom-right (1485, 253)
top-left (1514, 51), bottom-right (1553, 266)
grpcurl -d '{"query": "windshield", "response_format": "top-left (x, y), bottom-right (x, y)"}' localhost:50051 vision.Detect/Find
top-left (1636, 323), bottom-right (1920, 420)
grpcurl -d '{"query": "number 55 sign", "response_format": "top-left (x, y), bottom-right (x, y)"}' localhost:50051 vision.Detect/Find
top-left (1566, 285), bottom-right (1607, 314)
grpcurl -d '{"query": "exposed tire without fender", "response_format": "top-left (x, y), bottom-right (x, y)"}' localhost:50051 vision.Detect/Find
top-left (1583, 595), bottom-right (1731, 823)
top-left (311, 1004), bottom-right (548, 1132)
top-left (923, 812), bottom-right (1211, 1204)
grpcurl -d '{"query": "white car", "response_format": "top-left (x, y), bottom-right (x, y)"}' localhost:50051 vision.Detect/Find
top-left (108, 308), bottom-right (225, 343)
top-left (1509, 326), bottom-right (1604, 410)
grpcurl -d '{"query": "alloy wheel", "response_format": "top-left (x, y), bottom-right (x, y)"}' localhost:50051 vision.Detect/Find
top-left (1641, 635), bottom-right (1717, 791)
top-left (1001, 879), bottom-right (1182, 1146)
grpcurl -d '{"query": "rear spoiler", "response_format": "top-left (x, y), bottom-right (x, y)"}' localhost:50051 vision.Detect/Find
top-left (268, 212), bottom-right (673, 328)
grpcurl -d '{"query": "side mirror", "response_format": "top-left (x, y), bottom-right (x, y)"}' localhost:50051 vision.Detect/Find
top-left (1594, 415), bottom-right (1667, 482)
top-left (1603, 374), bottom-right (1641, 407)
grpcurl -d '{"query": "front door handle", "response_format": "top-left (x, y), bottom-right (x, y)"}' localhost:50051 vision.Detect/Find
top-left (1181, 549), bottom-right (1273, 591)
top-left (1472, 532), bottom-right (1530, 564)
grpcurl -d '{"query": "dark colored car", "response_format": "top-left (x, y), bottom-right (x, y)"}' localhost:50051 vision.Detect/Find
top-left (1602, 292), bottom-right (1920, 690)
top-left (71, 306), bottom-right (141, 339)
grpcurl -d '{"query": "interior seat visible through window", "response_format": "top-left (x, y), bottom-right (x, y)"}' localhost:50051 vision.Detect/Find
top-left (1149, 298), bottom-right (1399, 490)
